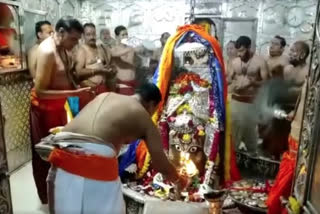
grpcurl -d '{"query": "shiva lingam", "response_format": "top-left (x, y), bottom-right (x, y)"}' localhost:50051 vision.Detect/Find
top-left (167, 111), bottom-right (207, 176)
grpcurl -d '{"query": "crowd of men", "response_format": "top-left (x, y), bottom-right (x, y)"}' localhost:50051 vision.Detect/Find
top-left (225, 35), bottom-right (309, 213)
top-left (226, 35), bottom-right (309, 157)
top-left (27, 16), bottom-right (310, 214)
top-left (27, 16), bottom-right (177, 214)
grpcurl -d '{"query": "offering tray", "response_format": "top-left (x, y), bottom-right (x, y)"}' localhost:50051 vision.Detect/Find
top-left (228, 180), bottom-right (272, 214)
top-left (122, 184), bottom-right (209, 214)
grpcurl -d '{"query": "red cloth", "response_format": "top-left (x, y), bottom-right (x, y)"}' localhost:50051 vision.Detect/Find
top-left (48, 148), bottom-right (118, 181)
top-left (117, 79), bottom-right (137, 96)
top-left (229, 143), bottom-right (241, 182)
top-left (30, 88), bottom-right (68, 204)
top-left (79, 84), bottom-right (108, 110)
top-left (267, 135), bottom-right (298, 214)
top-left (0, 28), bottom-right (16, 47)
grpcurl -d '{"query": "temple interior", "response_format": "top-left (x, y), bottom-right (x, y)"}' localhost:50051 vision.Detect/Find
top-left (1, 0), bottom-right (320, 213)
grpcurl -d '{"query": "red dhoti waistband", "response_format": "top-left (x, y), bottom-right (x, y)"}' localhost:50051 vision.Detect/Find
top-left (117, 79), bottom-right (137, 95)
top-left (48, 148), bottom-right (118, 181)
top-left (31, 88), bottom-right (66, 110)
top-left (117, 79), bottom-right (137, 88)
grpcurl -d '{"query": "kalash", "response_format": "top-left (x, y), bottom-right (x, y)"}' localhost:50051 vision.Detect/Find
top-left (119, 25), bottom-right (240, 203)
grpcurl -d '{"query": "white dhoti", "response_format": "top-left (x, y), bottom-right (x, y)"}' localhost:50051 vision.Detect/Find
top-left (46, 132), bottom-right (125, 214)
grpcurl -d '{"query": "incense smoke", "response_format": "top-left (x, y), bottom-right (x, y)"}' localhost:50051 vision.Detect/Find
top-left (252, 78), bottom-right (297, 126)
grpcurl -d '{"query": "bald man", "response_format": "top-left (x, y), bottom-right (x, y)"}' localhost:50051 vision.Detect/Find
top-left (284, 41), bottom-right (310, 99)
top-left (100, 28), bottom-right (116, 48)
top-left (44, 83), bottom-right (187, 213)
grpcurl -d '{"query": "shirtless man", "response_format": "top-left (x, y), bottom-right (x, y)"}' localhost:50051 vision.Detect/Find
top-left (75, 23), bottom-right (117, 108)
top-left (152, 32), bottom-right (170, 61)
top-left (45, 83), bottom-right (187, 213)
top-left (99, 28), bottom-right (116, 48)
top-left (31, 16), bottom-right (91, 204)
top-left (226, 40), bottom-right (237, 92)
top-left (284, 41), bottom-right (310, 100)
top-left (111, 25), bottom-right (136, 95)
top-left (229, 36), bottom-right (269, 155)
top-left (27, 20), bottom-right (53, 79)
top-left (267, 35), bottom-right (289, 77)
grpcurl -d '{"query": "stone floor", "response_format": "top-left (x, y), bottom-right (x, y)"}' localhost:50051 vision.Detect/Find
top-left (10, 162), bottom-right (48, 214)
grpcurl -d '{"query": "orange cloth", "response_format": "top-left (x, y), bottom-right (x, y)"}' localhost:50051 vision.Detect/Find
top-left (267, 135), bottom-right (298, 214)
top-left (136, 140), bottom-right (148, 171)
top-left (48, 148), bottom-right (118, 181)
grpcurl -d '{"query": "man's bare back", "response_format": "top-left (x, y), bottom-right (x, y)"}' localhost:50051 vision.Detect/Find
top-left (230, 55), bottom-right (269, 96)
top-left (63, 93), bottom-right (147, 151)
top-left (63, 88), bottom-right (181, 182)
top-left (28, 43), bottom-right (39, 79)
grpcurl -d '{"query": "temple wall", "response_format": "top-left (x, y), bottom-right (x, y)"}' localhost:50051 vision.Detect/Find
top-left (0, 0), bottom-right (81, 172)
top-left (79, 0), bottom-right (317, 55)
top-left (20, 0), bottom-right (81, 50)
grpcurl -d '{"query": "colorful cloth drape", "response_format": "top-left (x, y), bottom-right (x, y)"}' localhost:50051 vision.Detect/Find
top-left (125, 24), bottom-right (240, 184)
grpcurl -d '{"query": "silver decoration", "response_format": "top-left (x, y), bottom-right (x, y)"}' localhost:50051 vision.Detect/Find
top-left (203, 118), bottom-right (218, 157)
top-left (168, 112), bottom-right (202, 134)
top-left (165, 96), bottom-right (184, 116)
top-left (187, 67), bottom-right (211, 84)
top-left (189, 87), bottom-right (209, 120)
top-left (293, 1), bottom-right (320, 207)
top-left (165, 94), bottom-right (192, 117)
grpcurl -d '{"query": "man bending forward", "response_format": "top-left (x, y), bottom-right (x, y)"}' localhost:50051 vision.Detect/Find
top-left (45, 83), bottom-right (185, 214)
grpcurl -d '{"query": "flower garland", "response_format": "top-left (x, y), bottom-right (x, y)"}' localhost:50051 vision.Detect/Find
top-left (170, 73), bottom-right (209, 96)
top-left (174, 73), bottom-right (209, 88)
